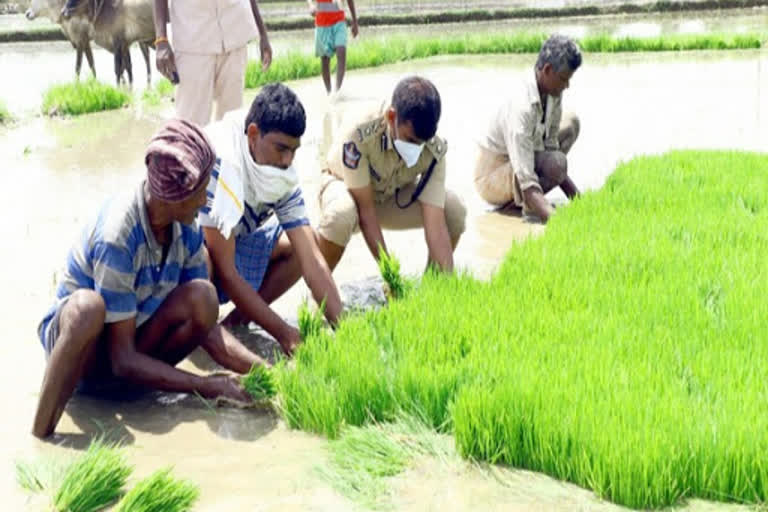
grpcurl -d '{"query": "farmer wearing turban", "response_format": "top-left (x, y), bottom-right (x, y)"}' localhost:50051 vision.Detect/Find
top-left (33, 119), bottom-right (263, 439)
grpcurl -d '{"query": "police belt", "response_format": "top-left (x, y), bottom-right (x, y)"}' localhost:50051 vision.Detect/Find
top-left (395, 158), bottom-right (437, 209)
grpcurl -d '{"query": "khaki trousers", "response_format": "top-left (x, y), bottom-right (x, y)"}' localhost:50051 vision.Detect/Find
top-left (474, 112), bottom-right (580, 207)
top-left (317, 174), bottom-right (467, 248)
top-left (174, 46), bottom-right (248, 126)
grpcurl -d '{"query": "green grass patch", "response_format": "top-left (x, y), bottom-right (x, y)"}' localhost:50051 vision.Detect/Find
top-left (114, 468), bottom-right (199, 512)
top-left (241, 363), bottom-right (277, 401)
top-left (42, 79), bottom-right (131, 116)
top-left (0, 99), bottom-right (12, 124)
top-left (245, 32), bottom-right (765, 88)
top-left (54, 439), bottom-right (132, 512)
top-left (141, 78), bottom-right (175, 106)
top-left (278, 150), bottom-right (768, 508)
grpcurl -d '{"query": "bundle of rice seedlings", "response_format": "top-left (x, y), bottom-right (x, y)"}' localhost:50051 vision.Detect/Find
top-left (241, 363), bottom-right (277, 401)
top-left (377, 247), bottom-right (406, 299)
top-left (298, 299), bottom-right (326, 340)
top-left (53, 439), bottom-right (132, 512)
top-left (15, 456), bottom-right (71, 494)
top-left (41, 79), bottom-right (130, 116)
top-left (320, 422), bottom-right (411, 509)
top-left (114, 468), bottom-right (199, 512)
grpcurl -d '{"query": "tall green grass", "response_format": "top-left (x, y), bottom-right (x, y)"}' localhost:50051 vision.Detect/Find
top-left (278, 150), bottom-right (768, 508)
top-left (114, 468), bottom-right (199, 512)
top-left (42, 79), bottom-right (131, 116)
top-left (245, 32), bottom-right (765, 88)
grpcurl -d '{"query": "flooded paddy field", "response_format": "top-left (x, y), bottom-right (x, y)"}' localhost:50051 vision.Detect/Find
top-left (0, 6), bottom-right (766, 115)
top-left (1, 37), bottom-right (766, 512)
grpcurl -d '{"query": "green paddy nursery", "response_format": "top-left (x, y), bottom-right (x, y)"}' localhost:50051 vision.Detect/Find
top-left (277, 150), bottom-right (768, 508)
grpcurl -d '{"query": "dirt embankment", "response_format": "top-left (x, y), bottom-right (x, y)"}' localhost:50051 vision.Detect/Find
top-left (1, 0), bottom-right (767, 43)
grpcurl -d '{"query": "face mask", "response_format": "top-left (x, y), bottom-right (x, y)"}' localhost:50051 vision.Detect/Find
top-left (393, 122), bottom-right (424, 168)
top-left (242, 134), bottom-right (298, 204)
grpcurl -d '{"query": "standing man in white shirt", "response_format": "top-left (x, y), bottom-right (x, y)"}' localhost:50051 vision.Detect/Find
top-left (474, 34), bottom-right (582, 223)
top-left (152, 0), bottom-right (273, 126)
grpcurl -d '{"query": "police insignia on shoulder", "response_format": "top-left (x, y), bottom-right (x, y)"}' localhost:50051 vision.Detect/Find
top-left (343, 141), bottom-right (362, 169)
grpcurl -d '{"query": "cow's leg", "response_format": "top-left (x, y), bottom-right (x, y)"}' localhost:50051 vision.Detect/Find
top-left (75, 47), bottom-right (83, 79)
top-left (124, 46), bottom-right (133, 86)
top-left (140, 42), bottom-right (151, 85)
top-left (85, 42), bottom-right (96, 78)
top-left (113, 43), bottom-right (123, 85)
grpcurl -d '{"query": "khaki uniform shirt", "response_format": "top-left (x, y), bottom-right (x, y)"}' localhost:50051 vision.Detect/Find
top-left (478, 72), bottom-right (562, 194)
top-left (326, 102), bottom-right (448, 208)
top-left (169, 0), bottom-right (258, 55)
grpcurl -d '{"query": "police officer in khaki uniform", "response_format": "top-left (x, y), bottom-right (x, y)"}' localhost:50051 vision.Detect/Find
top-left (316, 76), bottom-right (466, 272)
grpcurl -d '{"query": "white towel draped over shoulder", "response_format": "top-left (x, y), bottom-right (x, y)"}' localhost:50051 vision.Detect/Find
top-left (201, 111), bottom-right (248, 240)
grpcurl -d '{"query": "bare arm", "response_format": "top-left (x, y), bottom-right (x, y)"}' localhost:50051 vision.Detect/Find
top-left (285, 225), bottom-right (343, 325)
top-left (203, 226), bottom-right (299, 354)
top-left (152, 0), bottom-right (178, 82)
top-left (106, 319), bottom-right (242, 399)
top-left (560, 176), bottom-right (580, 200)
top-left (348, 185), bottom-right (388, 263)
top-left (152, 0), bottom-right (169, 39)
top-left (249, 0), bottom-right (272, 71)
top-left (347, 0), bottom-right (359, 36)
top-left (420, 201), bottom-right (454, 271)
top-left (523, 187), bottom-right (555, 222)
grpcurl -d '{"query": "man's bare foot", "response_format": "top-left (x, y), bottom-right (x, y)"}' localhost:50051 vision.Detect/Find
top-left (494, 201), bottom-right (523, 216)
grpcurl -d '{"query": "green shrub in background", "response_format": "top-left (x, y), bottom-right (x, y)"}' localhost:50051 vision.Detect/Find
top-left (245, 32), bottom-right (764, 88)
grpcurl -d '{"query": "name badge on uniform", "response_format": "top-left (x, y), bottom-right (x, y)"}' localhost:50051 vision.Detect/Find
top-left (343, 141), bottom-right (361, 169)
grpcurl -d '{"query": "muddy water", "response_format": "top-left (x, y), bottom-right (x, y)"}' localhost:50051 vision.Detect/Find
top-left (1, 7), bottom-right (766, 115)
top-left (1, 51), bottom-right (766, 510)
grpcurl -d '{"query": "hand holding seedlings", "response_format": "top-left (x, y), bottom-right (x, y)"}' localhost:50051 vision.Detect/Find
top-left (202, 375), bottom-right (253, 404)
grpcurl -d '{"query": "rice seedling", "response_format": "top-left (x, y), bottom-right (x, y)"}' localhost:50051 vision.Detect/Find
top-left (377, 247), bottom-right (407, 300)
top-left (244, 32), bottom-right (764, 88)
top-left (42, 79), bottom-right (131, 116)
top-left (141, 78), bottom-right (174, 106)
top-left (319, 414), bottom-right (457, 509)
top-left (319, 421), bottom-right (411, 509)
top-left (278, 151), bottom-right (768, 508)
top-left (114, 467), bottom-right (199, 512)
top-left (241, 363), bottom-right (277, 401)
top-left (298, 298), bottom-right (326, 340)
top-left (15, 456), bottom-right (71, 494)
top-left (53, 438), bottom-right (132, 512)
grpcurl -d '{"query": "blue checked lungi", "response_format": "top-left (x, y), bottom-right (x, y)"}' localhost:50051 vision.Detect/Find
top-left (217, 217), bottom-right (283, 304)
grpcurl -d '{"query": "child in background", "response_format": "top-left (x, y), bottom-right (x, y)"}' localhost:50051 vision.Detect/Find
top-left (307, 0), bottom-right (359, 95)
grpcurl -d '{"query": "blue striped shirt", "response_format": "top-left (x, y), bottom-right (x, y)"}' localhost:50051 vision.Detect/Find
top-left (39, 182), bottom-right (208, 338)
